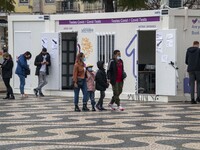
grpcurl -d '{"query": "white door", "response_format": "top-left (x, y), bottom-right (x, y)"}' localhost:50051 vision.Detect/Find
top-left (14, 31), bottom-right (32, 89)
top-left (41, 33), bottom-right (61, 90)
top-left (156, 29), bottom-right (177, 96)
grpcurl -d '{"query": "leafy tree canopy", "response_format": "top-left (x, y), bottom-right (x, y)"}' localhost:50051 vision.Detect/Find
top-left (0, 0), bottom-right (15, 13)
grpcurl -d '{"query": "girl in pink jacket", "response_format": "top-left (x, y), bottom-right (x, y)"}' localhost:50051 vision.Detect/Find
top-left (86, 64), bottom-right (96, 111)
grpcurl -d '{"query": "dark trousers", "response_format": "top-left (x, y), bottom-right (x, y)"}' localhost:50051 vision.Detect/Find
top-left (110, 82), bottom-right (123, 106)
top-left (3, 78), bottom-right (14, 96)
top-left (97, 91), bottom-right (105, 108)
top-left (189, 71), bottom-right (200, 100)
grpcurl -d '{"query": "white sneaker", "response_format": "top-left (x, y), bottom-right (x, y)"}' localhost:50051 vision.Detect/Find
top-left (118, 106), bottom-right (124, 111)
top-left (108, 103), bottom-right (116, 110)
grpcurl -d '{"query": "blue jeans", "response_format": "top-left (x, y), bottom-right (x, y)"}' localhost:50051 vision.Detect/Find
top-left (74, 79), bottom-right (87, 105)
top-left (18, 74), bottom-right (25, 94)
top-left (87, 91), bottom-right (96, 106)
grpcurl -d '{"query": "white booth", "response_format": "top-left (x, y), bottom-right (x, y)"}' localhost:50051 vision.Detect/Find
top-left (8, 9), bottom-right (200, 102)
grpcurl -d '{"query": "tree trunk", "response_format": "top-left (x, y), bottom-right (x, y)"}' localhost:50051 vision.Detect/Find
top-left (104, 0), bottom-right (114, 12)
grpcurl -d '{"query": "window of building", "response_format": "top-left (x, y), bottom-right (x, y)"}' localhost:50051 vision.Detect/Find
top-left (19, 0), bottom-right (28, 3)
top-left (45, 0), bottom-right (55, 3)
top-left (97, 33), bottom-right (115, 63)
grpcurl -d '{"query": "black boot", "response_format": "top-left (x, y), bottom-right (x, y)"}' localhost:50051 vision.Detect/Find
top-left (9, 95), bottom-right (15, 100)
top-left (74, 105), bottom-right (81, 112)
top-left (191, 99), bottom-right (197, 104)
top-left (92, 105), bottom-right (96, 111)
top-left (82, 104), bottom-right (90, 111)
top-left (3, 93), bottom-right (10, 99)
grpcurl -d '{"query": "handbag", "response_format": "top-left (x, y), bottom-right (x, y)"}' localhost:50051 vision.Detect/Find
top-left (25, 68), bottom-right (30, 75)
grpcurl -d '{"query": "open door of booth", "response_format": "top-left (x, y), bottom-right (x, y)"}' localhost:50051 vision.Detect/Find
top-left (156, 29), bottom-right (177, 96)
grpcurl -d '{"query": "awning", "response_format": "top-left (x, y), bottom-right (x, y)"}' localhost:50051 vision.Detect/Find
top-left (0, 19), bottom-right (7, 27)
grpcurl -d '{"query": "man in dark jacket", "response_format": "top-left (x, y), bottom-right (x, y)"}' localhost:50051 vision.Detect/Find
top-left (107, 50), bottom-right (126, 111)
top-left (33, 48), bottom-right (51, 97)
top-left (185, 41), bottom-right (200, 104)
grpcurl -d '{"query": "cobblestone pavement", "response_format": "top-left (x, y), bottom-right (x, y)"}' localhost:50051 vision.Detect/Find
top-left (0, 94), bottom-right (200, 150)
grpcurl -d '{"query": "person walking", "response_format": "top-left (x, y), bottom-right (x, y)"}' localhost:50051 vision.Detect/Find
top-left (73, 52), bottom-right (89, 112)
top-left (1, 53), bottom-right (15, 99)
top-left (15, 51), bottom-right (32, 98)
top-left (86, 64), bottom-right (96, 111)
top-left (185, 41), bottom-right (200, 104)
top-left (107, 50), bottom-right (127, 111)
top-left (33, 48), bottom-right (51, 97)
top-left (95, 61), bottom-right (109, 111)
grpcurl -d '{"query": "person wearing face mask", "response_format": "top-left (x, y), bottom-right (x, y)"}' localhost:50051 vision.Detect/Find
top-left (33, 48), bottom-right (51, 97)
top-left (86, 64), bottom-right (96, 111)
top-left (1, 53), bottom-right (15, 99)
top-left (15, 51), bottom-right (32, 98)
top-left (73, 52), bottom-right (89, 112)
top-left (95, 61), bottom-right (109, 111)
top-left (107, 50), bottom-right (127, 111)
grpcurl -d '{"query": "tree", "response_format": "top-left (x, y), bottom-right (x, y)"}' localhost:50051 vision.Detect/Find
top-left (0, 0), bottom-right (15, 13)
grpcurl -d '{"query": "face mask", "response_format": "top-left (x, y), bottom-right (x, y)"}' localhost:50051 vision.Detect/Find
top-left (117, 56), bottom-right (121, 60)
top-left (88, 68), bottom-right (93, 72)
top-left (82, 57), bottom-right (86, 62)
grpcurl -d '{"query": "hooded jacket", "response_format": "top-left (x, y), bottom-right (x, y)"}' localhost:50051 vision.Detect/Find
top-left (185, 47), bottom-right (200, 72)
top-left (95, 61), bottom-right (109, 91)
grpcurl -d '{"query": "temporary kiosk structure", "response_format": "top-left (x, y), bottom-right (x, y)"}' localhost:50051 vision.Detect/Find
top-left (8, 8), bottom-right (200, 102)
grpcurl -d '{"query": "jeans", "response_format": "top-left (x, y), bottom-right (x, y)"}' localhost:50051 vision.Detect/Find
top-left (36, 71), bottom-right (47, 93)
top-left (87, 91), bottom-right (96, 106)
top-left (189, 71), bottom-right (200, 100)
top-left (110, 82), bottom-right (123, 106)
top-left (17, 74), bottom-right (25, 94)
top-left (3, 78), bottom-right (14, 96)
top-left (74, 79), bottom-right (87, 105)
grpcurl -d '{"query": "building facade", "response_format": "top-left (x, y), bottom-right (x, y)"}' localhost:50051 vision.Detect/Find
top-left (13, 0), bottom-right (104, 14)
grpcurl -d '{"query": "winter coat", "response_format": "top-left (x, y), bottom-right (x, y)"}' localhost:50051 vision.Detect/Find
top-left (107, 58), bottom-right (125, 85)
top-left (185, 47), bottom-right (200, 72)
top-left (1, 59), bottom-right (13, 79)
top-left (34, 53), bottom-right (51, 75)
top-left (15, 54), bottom-right (29, 77)
top-left (86, 71), bottom-right (95, 91)
top-left (95, 61), bottom-right (109, 91)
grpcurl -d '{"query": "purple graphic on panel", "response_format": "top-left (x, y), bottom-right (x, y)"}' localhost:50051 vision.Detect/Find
top-left (59, 16), bottom-right (160, 25)
top-left (125, 34), bottom-right (137, 78)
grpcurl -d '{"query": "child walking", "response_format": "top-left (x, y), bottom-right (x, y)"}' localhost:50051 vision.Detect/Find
top-left (86, 64), bottom-right (96, 111)
top-left (95, 61), bottom-right (109, 111)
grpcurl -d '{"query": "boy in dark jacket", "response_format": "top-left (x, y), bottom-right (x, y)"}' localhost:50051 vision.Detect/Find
top-left (95, 61), bottom-right (109, 111)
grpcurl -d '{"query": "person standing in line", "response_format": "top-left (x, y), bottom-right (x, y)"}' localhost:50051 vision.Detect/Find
top-left (15, 51), bottom-right (32, 98)
top-left (95, 61), bottom-right (109, 111)
top-left (1, 53), bottom-right (15, 99)
top-left (73, 52), bottom-right (89, 112)
top-left (86, 64), bottom-right (96, 111)
top-left (107, 50), bottom-right (126, 111)
top-left (185, 41), bottom-right (200, 104)
top-left (33, 48), bottom-right (51, 97)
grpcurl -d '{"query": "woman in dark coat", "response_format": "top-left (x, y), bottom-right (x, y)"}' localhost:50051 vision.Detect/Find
top-left (1, 53), bottom-right (15, 99)
top-left (95, 61), bottom-right (109, 110)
